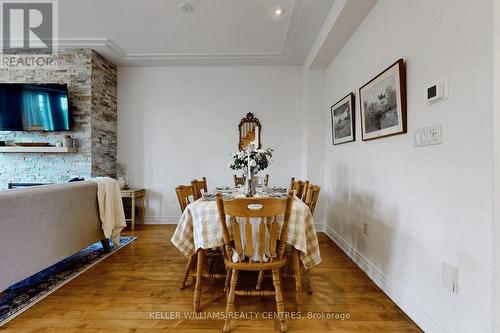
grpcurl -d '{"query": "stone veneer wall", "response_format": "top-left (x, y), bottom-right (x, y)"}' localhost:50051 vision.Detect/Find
top-left (91, 52), bottom-right (118, 177)
top-left (0, 49), bottom-right (117, 189)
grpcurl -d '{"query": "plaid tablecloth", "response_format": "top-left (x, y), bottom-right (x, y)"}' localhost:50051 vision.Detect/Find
top-left (171, 197), bottom-right (321, 269)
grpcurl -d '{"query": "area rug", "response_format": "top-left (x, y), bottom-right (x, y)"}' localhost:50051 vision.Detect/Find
top-left (0, 236), bottom-right (137, 326)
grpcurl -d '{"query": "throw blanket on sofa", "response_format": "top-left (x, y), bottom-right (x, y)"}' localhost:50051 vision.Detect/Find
top-left (91, 177), bottom-right (126, 246)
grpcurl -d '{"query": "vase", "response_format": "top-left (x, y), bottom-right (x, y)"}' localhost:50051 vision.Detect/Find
top-left (62, 135), bottom-right (74, 148)
top-left (117, 177), bottom-right (126, 190)
top-left (243, 172), bottom-right (257, 197)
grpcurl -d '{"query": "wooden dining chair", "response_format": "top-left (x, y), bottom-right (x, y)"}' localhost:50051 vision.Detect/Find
top-left (303, 184), bottom-right (321, 215)
top-left (178, 180), bottom-right (223, 310)
top-left (176, 184), bottom-right (195, 214)
top-left (292, 183), bottom-right (321, 297)
top-left (233, 175), bottom-right (245, 187)
top-left (191, 177), bottom-right (208, 200)
top-left (235, 175), bottom-right (269, 187)
top-left (176, 184), bottom-right (198, 289)
top-left (216, 191), bottom-right (294, 333)
top-left (289, 177), bottom-right (308, 200)
top-left (254, 174), bottom-right (269, 186)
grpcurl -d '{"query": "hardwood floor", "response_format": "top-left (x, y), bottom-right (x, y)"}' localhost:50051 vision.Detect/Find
top-left (0, 225), bottom-right (422, 332)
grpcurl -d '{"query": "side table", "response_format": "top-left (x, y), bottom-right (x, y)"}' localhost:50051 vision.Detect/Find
top-left (120, 188), bottom-right (145, 230)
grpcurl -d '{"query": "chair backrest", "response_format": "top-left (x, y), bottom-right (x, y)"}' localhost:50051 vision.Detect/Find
top-left (216, 191), bottom-right (294, 264)
top-left (289, 177), bottom-right (308, 200)
top-left (234, 175), bottom-right (245, 186)
top-left (176, 184), bottom-right (195, 213)
top-left (303, 184), bottom-right (321, 215)
top-left (254, 174), bottom-right (269, 187)
top-left (191, 177), bottom-right (208, 200)
top-left (235, 174), bottom-right (269, 187)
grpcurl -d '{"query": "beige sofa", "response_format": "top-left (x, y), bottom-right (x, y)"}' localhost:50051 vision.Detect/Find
top-left (0, 181), bottom-right (108, 291)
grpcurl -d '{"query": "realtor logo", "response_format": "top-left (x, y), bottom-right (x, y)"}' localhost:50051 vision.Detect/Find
top-left (1, 0), bottom-right (57, 54)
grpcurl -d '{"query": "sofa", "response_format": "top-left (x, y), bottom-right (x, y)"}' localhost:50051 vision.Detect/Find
top-left (0, 181), bottom-right (109, 292)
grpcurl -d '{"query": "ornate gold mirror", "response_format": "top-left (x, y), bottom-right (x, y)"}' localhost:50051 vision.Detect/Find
top-left (238, 112), bottom-right (262, 150)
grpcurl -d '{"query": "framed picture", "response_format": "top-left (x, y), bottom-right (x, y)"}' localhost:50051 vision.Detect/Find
top-left (331, 93), bottom-right (355, 145)
top-left (359, 59), bottom-right (407, 141)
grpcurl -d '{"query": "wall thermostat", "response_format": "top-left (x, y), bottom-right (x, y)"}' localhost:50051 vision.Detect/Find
top-left (427, 80), bottom-right (448, 104)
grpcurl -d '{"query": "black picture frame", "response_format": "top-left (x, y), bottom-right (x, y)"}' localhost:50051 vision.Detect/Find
top-left (359, 59), bottom-right (407, 141)
top-left (331, 93), bottom-right (355, 145)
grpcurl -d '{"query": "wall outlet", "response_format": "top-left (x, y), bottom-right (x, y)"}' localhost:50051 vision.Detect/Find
top-left (363, 223), bottom-right (368, 235)
top-left (442, 262), bottom-right (458, 294)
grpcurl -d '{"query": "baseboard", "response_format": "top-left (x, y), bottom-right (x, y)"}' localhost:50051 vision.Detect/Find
top-left (313, 222), bottom-right (325, 232)
top-left (324, 225), bottom-right (448, 333)
top-left (144, 216), bottom-right (180, 225)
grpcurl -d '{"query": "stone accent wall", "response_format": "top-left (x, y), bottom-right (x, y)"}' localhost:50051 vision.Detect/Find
top-left (0, 49), bottom-right (117, 189)
top-left (91, 51), bottom-right (117, 177)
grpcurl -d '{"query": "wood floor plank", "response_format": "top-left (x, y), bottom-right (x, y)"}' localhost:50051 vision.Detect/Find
top-left (0, 225), bottom-right (422, 332)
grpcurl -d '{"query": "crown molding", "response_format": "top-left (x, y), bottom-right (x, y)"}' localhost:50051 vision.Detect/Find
top-left (56, 0), bottom-right (305, 65)
top-left (58, 38), bottom-right (125, 56)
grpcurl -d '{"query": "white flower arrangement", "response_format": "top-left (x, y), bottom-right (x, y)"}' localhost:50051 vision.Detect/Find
top-left (228, 147), bottom-right (273, 175)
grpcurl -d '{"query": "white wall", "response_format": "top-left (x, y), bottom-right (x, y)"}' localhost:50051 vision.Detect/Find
top-left (322, 1), bottom-right (493, 332)
top-left (117, 66), bottom-right (303, 223)
top-left (301, 68), bottom-right (326, 225)
top-left (494, 0), bottom-right (500, 330)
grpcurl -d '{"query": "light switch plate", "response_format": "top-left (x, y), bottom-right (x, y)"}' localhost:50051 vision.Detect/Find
top-left (414, 124), bottom-right (442, 147)
top-left (442, 262), bottom-right (458, 294)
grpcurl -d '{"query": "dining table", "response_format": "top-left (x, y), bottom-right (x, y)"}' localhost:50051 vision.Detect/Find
top-left (171, 186), bottom-right (322, 312)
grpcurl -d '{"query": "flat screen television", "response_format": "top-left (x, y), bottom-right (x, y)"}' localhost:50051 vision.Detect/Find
top-left (0, 83), bottom-right (71, 131)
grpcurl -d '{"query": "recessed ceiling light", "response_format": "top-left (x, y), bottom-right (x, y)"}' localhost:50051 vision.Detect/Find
top-left (274, 8), bottom-right (284, 16)
top-left (180, 3), bottom-right (194, 13)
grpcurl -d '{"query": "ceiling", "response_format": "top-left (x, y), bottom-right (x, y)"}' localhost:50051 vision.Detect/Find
top-left (58, 0), bottom-right (335, 66)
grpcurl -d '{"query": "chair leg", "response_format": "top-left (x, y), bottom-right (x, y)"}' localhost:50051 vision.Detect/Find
top-left (193, 249), bottom-right (205, 312)
top-left (292, 248), bottom-right (303, 312)
top-left (256, 270), bottom-right (265, 290)
top-left (206, 253), bottom-right (215, 276)
top-left (180, 254), bottom-right (196, 289)
top-left (225, 267), bottom-right (232, 293)
top-left (303, 268), bottom-right (313, 294)
top-left (272, 269), bottom-right (287, 333)
top-left (224, 269), bottom-right (238, 333)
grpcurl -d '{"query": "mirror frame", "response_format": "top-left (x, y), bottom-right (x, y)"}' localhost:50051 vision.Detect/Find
top-left (238, 112), bottom-right (262, 150)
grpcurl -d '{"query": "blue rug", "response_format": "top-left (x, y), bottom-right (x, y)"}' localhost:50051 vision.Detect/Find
top-left (0, 236), bottom-right (137, 326)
